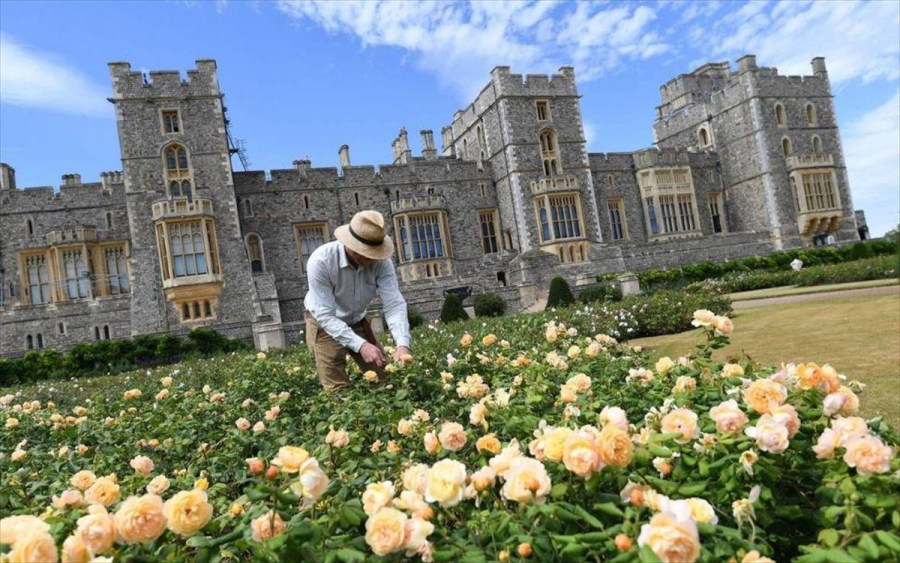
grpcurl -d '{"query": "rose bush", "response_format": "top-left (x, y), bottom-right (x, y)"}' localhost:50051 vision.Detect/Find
top-left (1, 304), bottom-right (898, 562)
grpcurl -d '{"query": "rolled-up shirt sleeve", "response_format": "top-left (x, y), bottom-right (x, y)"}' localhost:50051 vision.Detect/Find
top-left (307, 254), bottom-right (367, 353)
top-left (376, 259), bottom-right (411, 348)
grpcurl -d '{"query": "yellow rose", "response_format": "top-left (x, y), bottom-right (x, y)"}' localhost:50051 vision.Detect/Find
top-left (438, 422), bottom-right (468, 451)
top-left (0, 515), bottom-right (51, 546)
top-left (469, 466), bottom-right (497, 492)
top-left (742, 550), bottom-right (775, 563)
top-left (70, 470), bottom-right (97, 491)
top-left (114, 494), bottom-right (167, 544)
top-left (363, 481), bottom-right (396, 516)
top-left (8, 530), bottom-right (59, 563)
top-left (365, 507), bottom-right (407, 556)
top-left (501, 457), bottom-right (551, 504)
top-left (562, 430), bottom-right (600, 478)
top-left (596, 424), bottom-right (633, 468)
top-left (637, 511), bottom-right (700, 563)
top-left (129, 455), bottom-right (155, 476)
top-left (160, 376), bottom-right (173, 387)
top-left (684, 498), bottom-right (718, 524)
top-left (76, 504), bottom-right (116, 555)
top-left (194, 478), bottom-right (209, 491)
top-left (460, 333), bottom-right (473, 347)
top-left (721, 363), bottom-right (744, 378)
top-left (672, 376), bottom-right (697, 394)
top-left (402, 464), bottom-right (431, 495)
top-left (143, 475), bottom-right (169, 496)
top-left (6, 417), bottom-right (19, 428)
top-left (482, 334), bottom-right (497, 346)
top-left (843, 436), bottom-right (893, 476)
top-left (489, 440), bottom-right (523, 479)
top-left (655, 357), bottom-right (675, 375)
top-left (61, 533), bottom-right (91, 563)
top-left (251, 510), bottom-right (287, 542)
top-left (164, 489), bottom-right (213, 536)
top-left (325, 427), bottom-right (350, 448)
top-left (271, 446), bottom-right (310, 473)
top-left (84, 477), bottom-right (121, 507)
top-left (542, 426), bottom-right (574, 462)
top-left (364, 370), bottom-right (379, 383)
top-left (425, 459), bottom-right (467, 507)
top-left (289, 458), bottom-right (330, 501)
top-left (743, 380), bottom-right (787, 414)
top-left (599, 406), bottom-right (629, 432)
top-left (476, 434), bottom-right (502, 455)
top-left (691, 309), bottom-right (716, 328)
top-left (660, 409), bottom-right (700, 444)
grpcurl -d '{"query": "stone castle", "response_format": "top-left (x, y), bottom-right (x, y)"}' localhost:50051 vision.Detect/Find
top-left (0, 55), bottom-right (862, 357)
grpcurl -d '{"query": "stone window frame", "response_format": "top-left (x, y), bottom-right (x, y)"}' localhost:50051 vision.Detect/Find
top-left (244, 198), bottom-right (254, 217)
top-left (58, 321), bottom-right (66, 335)
top-left (774, 102), bottom-right (787, 127)
top-left (478, 209), bottom-right (501, 254)
top-left (26, 217), bottom-right (34, 236)
top-left (708, 192), bottom-right (727, 234)
top-left (154, 219), bottom-right (220, 283)
top-left (811, 135), bottom-right (823, 154)
top-left (791, 170), bottom-right (841, 213)
top-left (697, 125), bottom-right (712, 148)
top-left (538, 129), bottom-right (561, 176)
top-left (99, 242), bottom-right (131, 297)
top-left (607, 174), bottom-right (615, 188)
top-left (805, 103), bottom-right (817, 126)
top-left (106, 211), bottom-right (113, 229)
top-left (638, 166), bottom-right (702, 241)
top-left (535, 100), bottom-right (551, 122)
top-left (162, 142), bottom-right (195, 200)
top-left (179, 299), bottom-right (217, 323)
top-left (606, 197), bottom-right (628, 241)
top-left (293, 221), bottom-right (329, 274)
top-left (782, 136), bottom-right (792, 157)
top-left (533, 191), bottom-right (586, 245)
top-left (161, 108), bottom-right (182, 135)
top-left (393, 211), bottom-right (453, 264)
top-left (476, 123), bottom-right (487, 154)
top-left (246, 232), bottom-right (265, 273)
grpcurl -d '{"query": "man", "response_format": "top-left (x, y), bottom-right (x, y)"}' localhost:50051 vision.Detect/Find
top-left (303, 210), bottom-right (412, 390)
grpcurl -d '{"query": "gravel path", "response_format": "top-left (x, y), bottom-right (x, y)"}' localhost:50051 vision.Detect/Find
top-left (733, 284), bottom-right (900, 309)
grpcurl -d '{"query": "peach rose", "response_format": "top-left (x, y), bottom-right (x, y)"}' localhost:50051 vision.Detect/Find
top-left (599, 406), bottom-right (629, 432)
top-left (691, 309), bottom-right (716, 328)
top-left (363, 481), bottom-right (396, 516)
top-left (8, 530), bottom-right (59, 563)
top-left (823, 386), bottom-right (859, 417)
top-left (482, 334), bottom-right (497, 346)
top-left (469, 403), bottom-right (488, 428)
top-left (160, 376), bottom-right (173, 387)
top-left (542, 426), bottom-right (574, 462)
top-left (424, 459), bottom-right (467, 508)
top-left (797, 362), bottom-right (841, 393)
top-left (76, 504), bottom-right (116, 555)
top-left (52, 489), bottom-right (85, 510)
top-left (672, 376), bottom-right (697, 394)
top-left (114, 494), bottom-right (167, 544)
top-left (684, 498), bottom-right (718, 525)
top-left (438, 422), bottom-right (467, 451)
top-left (709, 400), bottom-right (749, 435)
top-left (271, 446), bottom-right (310, 473)
top-left (489, 439), bottom-right (524, 479)
top-left (397, 418), bottom-right (415, 435)
top-left (364, 370), bottom-right (379, 382)
top-left (713, 315), bottom-right (733, 336)
top-left (392, 490), bottom-right (433, 520)
top-left (721, 363), bottom-right (744, 378)
top-left (130, 455), bottom-right (155, 476)
top-left (0, 515), bottom-right (51, 545)
top-left (252, 421), bottom-right (266, 433)
top-left (235, 417), bottom-right (251, 431)
top-left (563, 430), bottom-right (601, 478)
top-left (85, 477), bottom-right (121, 507)
top-left (251, 510), bottom-right (287, 542)
top-left (476, 434), bottom-right (502, 455)
top-left (843, 436), bottom-right (893, 476)
top-left (423, 431), bottom-right (440, 455)
top-left (70, 470), bottom-right (97, 492)
top-left (596, 424), bottom-right (633, 468)
top-left (501, 457), bottom-right (551, 504)
top-left (742, 379), bottom-right (787, 414)
top-left (813, 428), bottom-right (841, 460)
top-left (289, 458), bottom-right (330, 501)
top-left (325, 427), bottom-right (350, 448)
top-left (365, 507), bottom-right (407, 556)
top-left (566, 373), bottom-right (592, 392)
top-left (742, 551), bottom-right (775, 563)
top-left (637, 510), bottom-right (700, 563)
top-left (745, 413), bottom-right (791, 454)
top-left (402, 464), bottom-right (430, 495)
top-left (403, 516), bottom-right (435, 558)
top-left (771, 404), bottom-right (801, 437)
top-left (246, 457), bottom-right (264, 474)
top-left (146, 475), bottom-right (170, 496)
top-left (61, 533), bottom-right (90, 563)
top-left (655, 357), bottom-right (675, 375)
top-left (660, 409), bottom-right (700, 444)
top-left (469, 466), bottom-right (497, 492)
top-left (831, 416), bottom-right (869, 446)
top-left (460, 333), bottom-right (473, 347)
top-left (164, 489), bottom-right (213, 536)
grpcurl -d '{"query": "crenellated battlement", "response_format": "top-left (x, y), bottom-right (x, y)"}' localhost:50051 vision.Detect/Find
top-left (108, 60), bottom-right (221, 100)
top-left (490, 66), bottom-right (578, 97)
top-left (588, 152), bottom-right (638, 170)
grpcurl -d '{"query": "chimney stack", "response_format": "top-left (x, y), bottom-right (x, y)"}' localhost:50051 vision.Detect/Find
top-left (338, 145), bottom-right (351, 168)
top-left (421, 130), bottom-right (436, 160)
top-left (737, 54), bottom-right (757, 74)
top-left (293, 159), bottom-right (311, 178)
top-left (0, 163), bottom-right (15, 190)
top-left (441, 127), bottom-right (455, 157)
top-left (811, 57), bottom-right (827, 78)
top-left (62, 173), bottom-right (82, 186)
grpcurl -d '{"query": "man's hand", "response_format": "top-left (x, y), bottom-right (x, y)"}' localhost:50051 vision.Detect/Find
top-left (360, 342), bottom-right (386, 368)
top-left (394, 346), bottom-right (412, 364)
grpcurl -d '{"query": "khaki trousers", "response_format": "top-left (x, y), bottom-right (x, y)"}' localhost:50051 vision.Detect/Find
top-left (305, 314), bottom-right (386, 390)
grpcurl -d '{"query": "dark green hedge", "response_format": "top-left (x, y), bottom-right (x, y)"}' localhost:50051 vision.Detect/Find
top-left (473, 293), bottom-right (506, 317)
top-left (0, 328), bottom-right (251, 387)
top-left (623, 289), bottom-right (734, 338)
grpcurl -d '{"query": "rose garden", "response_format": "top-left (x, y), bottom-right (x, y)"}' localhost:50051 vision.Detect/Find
top-left (2, 264), bottom-right (899, 562)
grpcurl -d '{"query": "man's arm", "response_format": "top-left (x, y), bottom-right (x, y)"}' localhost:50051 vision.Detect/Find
top-left (306, 255), bottom-right (367, 353)
top-left (375, 259), bottom-right (411, 352)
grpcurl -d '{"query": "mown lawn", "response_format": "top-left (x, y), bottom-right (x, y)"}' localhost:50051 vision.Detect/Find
top-left (632, 288), bottom-right (900, 428)
top-left (728, 278), bottom-right (898, 301)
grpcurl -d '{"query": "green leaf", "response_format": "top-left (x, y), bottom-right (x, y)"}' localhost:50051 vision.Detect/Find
top-left (593, 502), bottom-right (624, 518)
top-left (818, 528), bottom-right (839, 547)
top-left (859, 535), bottom-right (880, 560)
top-left (335, 548), bottom-right (366, 563)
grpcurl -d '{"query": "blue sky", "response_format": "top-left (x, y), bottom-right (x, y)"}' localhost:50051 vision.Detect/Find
top-left (1, 0), bottom-right (898, 236)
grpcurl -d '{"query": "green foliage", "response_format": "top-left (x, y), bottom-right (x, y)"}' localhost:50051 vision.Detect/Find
top-left (0, 330), bottom-right (250, 387)
top-left (578, 283), bottom-right (622, 304)
top-left (407, 307), bottom-right (426, 329)
top-left (546, 276), bottom-right (575, 308)
top-left (439, 293), bottom-right (470, 323)
top-left (473, 293), bottom-right (506, 317)
top-left (620, 289), bottom-right (733, 338)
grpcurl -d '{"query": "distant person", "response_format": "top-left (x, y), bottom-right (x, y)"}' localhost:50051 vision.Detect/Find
top-left (303, 210), bottom-right (411, 391)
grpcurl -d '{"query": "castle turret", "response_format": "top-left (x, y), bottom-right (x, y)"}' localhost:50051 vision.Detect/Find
top-left (811, 57), bottom-right (827, 78)
top-left (338, 145), bottom-right (351, 168)
top-left (0, 163), bottom-right (15, 190)
top-left (737, 54), bottom-right (758, 73)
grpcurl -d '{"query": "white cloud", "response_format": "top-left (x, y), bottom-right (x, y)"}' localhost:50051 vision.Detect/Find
top-left (275, 0), bottom-right (669, 100)
top-left (699, 1), bottom-right (900, 85)
top-left (0, 34), bottom-right (108, 117)
top-left (843, 90), bottom-right (900, 236)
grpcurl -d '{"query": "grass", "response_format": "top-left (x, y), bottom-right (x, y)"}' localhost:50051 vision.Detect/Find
top-left (729, 278), bottom-right (899, 301)
top-left (632, 289), bottom-right (900, 428)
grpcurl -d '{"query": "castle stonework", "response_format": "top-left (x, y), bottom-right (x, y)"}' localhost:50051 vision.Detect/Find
top-left (0, 56), bottom-right (861, 357)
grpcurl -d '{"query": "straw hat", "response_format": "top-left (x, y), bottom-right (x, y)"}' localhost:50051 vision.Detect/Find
top-left (334, 210), bottom-right (394, 260)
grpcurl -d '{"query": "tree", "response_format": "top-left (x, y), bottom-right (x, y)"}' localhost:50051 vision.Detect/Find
top-left (439, 293), bottom-right (469, 323)
top-left (546, 276), bottom-right (575, 309)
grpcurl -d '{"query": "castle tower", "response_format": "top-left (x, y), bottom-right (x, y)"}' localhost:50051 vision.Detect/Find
top-left (654, 55), bottom-right (856, 248)
top-left (108, 60), bottom-right (264, 339)
top-left (448, 67), bottom-right (606, 272)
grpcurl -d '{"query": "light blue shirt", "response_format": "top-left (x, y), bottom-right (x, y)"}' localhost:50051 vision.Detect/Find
top-left (303, 241), bottom-right (410, 352)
